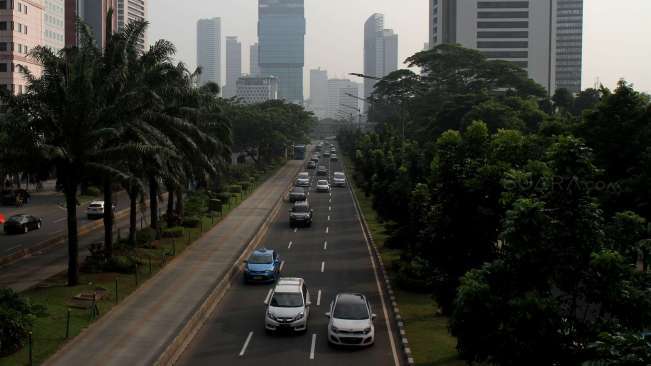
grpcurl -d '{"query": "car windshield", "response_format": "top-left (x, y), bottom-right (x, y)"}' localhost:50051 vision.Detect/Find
top-left (293, 205), bottom-right (310, 213)
top-left (270, 293), bottom-right (303, 307)
top-left (7, 216), bottom-right (27, 223)
top-left (89, 204), bottom-right (102, 208)
top-left (334, 173), bottom-right (345, 178)
top-left (291, 188), bottom-right (304, 193)
top-left (249, 253), bottom-right (273, 264)
top-left (318, 180), bottom-right (328, 185)
top-left (333, 301), bottom-right (369, 320)
top-left (298, 173), bottom-right (309, 178)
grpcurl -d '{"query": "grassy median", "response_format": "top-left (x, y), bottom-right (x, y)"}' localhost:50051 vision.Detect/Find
top-left (345, 157), bottom-right (463, 366)
top-left (0, 162), bottom-right (284, 366)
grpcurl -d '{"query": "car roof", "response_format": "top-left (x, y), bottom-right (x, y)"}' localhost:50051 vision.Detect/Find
top-left (291, 187), bottom-right (305, 192)
top-left (317, 180), bottom-right (329, 183)
top-left (275, 277), bottom-right (303, 293)
top-left (335, 293), bottom-right (367, 306)
top-left (293, 200), bottom-right (309, 207)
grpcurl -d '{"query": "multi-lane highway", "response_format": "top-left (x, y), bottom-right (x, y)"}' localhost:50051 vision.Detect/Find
top-left (178, 143), bottom-right (401, 366)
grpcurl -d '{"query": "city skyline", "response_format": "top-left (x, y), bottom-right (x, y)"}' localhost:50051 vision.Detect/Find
top-left (149, 0), bottom-right (651, 94)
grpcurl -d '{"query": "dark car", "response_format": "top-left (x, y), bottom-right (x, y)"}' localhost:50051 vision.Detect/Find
top-left (289, 201), bottom-right (313, 228)
top-left (243, 248), bottom-right (281, 283)
top-left (3, 214), bottom-right (41, 234)
top-left (317, 166), bottom-right (329, 177)
top-left (307, 161), bottom-right (317, 169)
top-left (1, 189), bottom-right (31, 206)
top-left (289, 187), bottom-right (307, 203)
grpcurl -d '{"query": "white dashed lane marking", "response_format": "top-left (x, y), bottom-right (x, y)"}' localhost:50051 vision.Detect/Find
top-left (288, 241), bottom-right (293, 249)
top-left (317, 290), bottom-right (322, 306)
top-left (239, 331), bottom-right (253, 357)
top-left (309, 334), bottom-right (317, 360)
top-left (264, 289), bottom-right (273, 305)
top-left (323, 241), bottom-right (327, 250)
top-left (321, 261), bottom-right (325, 273)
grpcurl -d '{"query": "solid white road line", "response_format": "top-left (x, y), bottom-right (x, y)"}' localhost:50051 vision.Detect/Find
top-left (309, 333), bottom-right (317, 360)
top-left (279, 261), bottom-right (285, 272)
top-left (317, 290), bottom-right (322, 306)
top-left (288, 241), bottom-right (293, 249)
top-left (264, 289), bottom-right (273, 305)
top-left (321, 261), bottom-right (325, 273)
top-left (239, 331), bottom-right (253, 357)
top-left (323, 241), bottom-right (327, 250)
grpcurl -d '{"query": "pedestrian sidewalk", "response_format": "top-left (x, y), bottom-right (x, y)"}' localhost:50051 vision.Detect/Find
top-left (44, 160), bottom-right (302, 366)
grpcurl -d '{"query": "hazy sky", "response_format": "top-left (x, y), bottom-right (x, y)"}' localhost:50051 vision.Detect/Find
top-left (149, 1), bottom-right (651, 96)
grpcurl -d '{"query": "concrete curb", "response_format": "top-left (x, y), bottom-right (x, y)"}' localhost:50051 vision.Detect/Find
top-left (347, 164), bottom-right (414, 366)
top-left (155, 160), bottom-right (303, 366)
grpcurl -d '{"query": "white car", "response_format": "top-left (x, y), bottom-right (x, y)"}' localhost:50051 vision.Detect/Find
top-left (296, 172), bottom-right (311, 187)
top-left (326, 293), bottom-right (376, 347)
top-left (86, 201), bottom-right (116, 220)
top-left (265, 278), bottom-right (311, 333)
top-left (333, 172), bottom-right (346, 187)
top-left (316, 180), bottom-right (331, 193)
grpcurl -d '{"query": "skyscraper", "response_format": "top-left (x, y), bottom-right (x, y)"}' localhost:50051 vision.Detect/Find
top-left (65, 0), bottom-right (118, 48)
top-left (117, 0), bottom-right (147, 51)
top-left (224, 36), bottom-right (242, 98)
top-left (43, 0), bottom-right (65, 51)
top-left (429, 0), bottom-right (582, 93)
top-left (196, 18), bottom-right (221, 88)
top-left (258, 0), bottom-right (306, 104)
top-left (309, 68), bottom-right (328, 120)
top-left (327, 79), bottom-right (360, 121)
top-left (250, 43), bottom-right (259, 76)
top-left (363, 13), bottom-right (399, 110)
top-left (556, 0), bottom-right (583, 93)
top-left (0, 0), bottom-right (44, 94)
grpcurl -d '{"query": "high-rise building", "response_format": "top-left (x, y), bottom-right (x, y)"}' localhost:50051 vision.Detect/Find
top-left (258, 0), bottom-right (306, 104)
top-left (429, 0), bottom-right (582, 93)
top-left (224, 36), bottom-right (242, 98)
top-left (363, 13), bottom-right (399, 110)
top-left (250, 42), bottom-right (259, 76)
top-left (0, 0), bottom-right (44, 94)
top-left (65, 0), bottom-right (118, 48)
top-left (309, 68), bottom-right (328, 120)
top-left (236, 75), bottom-right (278, 104)
top-left (43, 0), bottom-right (65, 51)
top-left (116, 0), bottom-right (146, 51)
top-left (327, 79), bottom-right (360, 121)
top-left (555, 0), bottom-right (583, 93)
top-left (196, 17), bottom-right (221, 87)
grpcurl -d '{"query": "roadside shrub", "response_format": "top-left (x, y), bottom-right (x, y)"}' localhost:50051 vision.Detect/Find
top-left (84, 186), bottom-right (101, 197)
top-left (162, 227), bottom-right (184, 238)
top-left (240, 182), bottom-right (251, 192)
top-left (162, 212), bottom-right (182, 227)
top-left (395, 258), bottom-right (432, 293)
top-left (136, 228), bottom-right (156, 247)
top-left (185, 191), bottom-right (208, 218)
top-left (228, 185), bottom-right (242, 194)
top-left (208, 199), bottom-right (222, 212)
top-left (215, 192), bottom-right (231, 205)
top-left (0, 288), bottom-right (47, 356)
top-left (182, 216), bottom-right (201, 228)
top-left (106, 256), bottom-right (138, 274)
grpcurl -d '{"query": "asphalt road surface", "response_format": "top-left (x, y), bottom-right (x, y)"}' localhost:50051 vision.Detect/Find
top-left (178, 145), bottom-right (401, 366)
top-left (0, 190), bottom-right (133, 258)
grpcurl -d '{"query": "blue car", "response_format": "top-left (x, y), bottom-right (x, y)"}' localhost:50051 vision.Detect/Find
top-left (244, 248), bottom-right (281, 283)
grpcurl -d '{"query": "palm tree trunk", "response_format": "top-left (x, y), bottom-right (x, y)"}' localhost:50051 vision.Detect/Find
top-left (128, 188), bottom-right (137, 246)
top-left (149, 175), bottom-right (158, 231)
top-left (175, 188), bottom-right (184, 219)
top-left (64, 181), bottom-right (79, 286)
top-left (166, 188), bottom-right (174, 227)
top-left (103, 177), bottom-right (113, 258)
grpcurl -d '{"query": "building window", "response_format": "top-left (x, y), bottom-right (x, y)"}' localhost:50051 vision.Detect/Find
top-left (23, 25), bottom-right (26, 34)
top-left (17, 23), bottom-right (21, 33)
top-left (0, 1), bottom-right (6, 9)
top-left (0, 63), bottom-right (7, 72)
top-left (0, 22), bottom-right (6, 31)
top-left (0, 42), bottom-right (5, 51)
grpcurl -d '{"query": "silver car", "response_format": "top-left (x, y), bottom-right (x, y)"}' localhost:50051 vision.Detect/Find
top-left (326, 293), bottom-right (376, 346)
top-left (265, 278), bottom-right (311, 333)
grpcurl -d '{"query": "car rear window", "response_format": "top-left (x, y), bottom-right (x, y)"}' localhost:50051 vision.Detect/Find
top-left (89, 204), bottom-right (102, 208)
top-left (318, 180), bottom-right (328, 185)
top-left (293, 205), bottom-right (309, 213)
top-left (7, 216), bottom-right (27, 223)
top-left (333, 300), bottom-right (369, 320)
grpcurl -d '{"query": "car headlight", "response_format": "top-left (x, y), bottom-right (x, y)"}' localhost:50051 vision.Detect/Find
top-left (330, 325), bottom-right (339, 333)
top-left (294, 312), bottom-right (305, 321)
top-left (267, 312), bottom-right (277, 321)
top-left (363, 327), bottom-right (372, 334)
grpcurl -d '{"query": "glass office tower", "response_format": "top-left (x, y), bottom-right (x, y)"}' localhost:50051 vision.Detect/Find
top-left (258, 0), bottom-right (306, 104)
